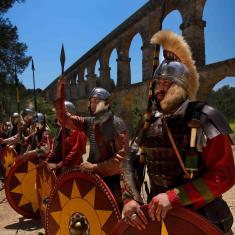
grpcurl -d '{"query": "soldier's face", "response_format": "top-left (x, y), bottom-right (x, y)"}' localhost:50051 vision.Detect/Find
top-left (89, 97), bottom-right (100, 114)
top-left (154, 79), bottom-right (173, 102)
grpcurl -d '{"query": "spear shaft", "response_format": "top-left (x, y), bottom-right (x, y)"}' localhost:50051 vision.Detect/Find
top-left (14, 64), bottom-right (20, 113)
top-left (60, 44), bottom-right (66, 164)
top-left (31, 58), bottom-right (38, 112)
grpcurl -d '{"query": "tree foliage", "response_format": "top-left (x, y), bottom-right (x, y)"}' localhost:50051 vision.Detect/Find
top-left (0, 0), bottom-right (30, 82)
top-left (0, 0), bottom-right (31, 121)
top-left (208, 85), bottom-right (235, 122)
top-left (0, 0), bottom-right (25, 14)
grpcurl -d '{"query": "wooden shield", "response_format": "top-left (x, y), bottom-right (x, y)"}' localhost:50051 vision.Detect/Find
top-left (5, 155), bottom-right (40, 218)
top-left (111, 205), bottom-right (223, 235)
top-left (45, 168), bottom-right (121, 235)
top-left (36, 161), bottom-right (57, 228)
top-left (0, 146), bottom-right (18, 177)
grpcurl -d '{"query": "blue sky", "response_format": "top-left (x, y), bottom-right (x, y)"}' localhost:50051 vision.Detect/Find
top-left (5, 0), bottom-right (235, 90)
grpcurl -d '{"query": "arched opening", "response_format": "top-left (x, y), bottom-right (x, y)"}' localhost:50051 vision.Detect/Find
top-left (212, 77), bottom-right (235, 91)
top-left (162, 10), bottom-right (182, 35)
top-left (109, 48), bottom-right (118, 86)
top-left (84, 68), bottom-right (88, 81)
top-left (95, 59), bottom-right (101, 79)
top-left (156, 10), bottom-right (183, 63)
top-left (129, 33), bottom-right (143, 84)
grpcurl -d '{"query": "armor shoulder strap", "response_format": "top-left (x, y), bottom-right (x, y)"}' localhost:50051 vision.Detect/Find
top-left (185, 101), bottom-right (232, 139)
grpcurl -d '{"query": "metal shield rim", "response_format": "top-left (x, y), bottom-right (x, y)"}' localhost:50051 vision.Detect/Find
top-left (36, 160), bottom-right (57, 228)
top-left (45, 167), bottom-right (121, 234)
top-left (36, 160), bottom-right (57, 209)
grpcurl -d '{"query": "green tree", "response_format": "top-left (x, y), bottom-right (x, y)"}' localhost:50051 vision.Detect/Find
top-left (0, 0), bottom-right (31, 120)
top-left (208, 85), bottom-right (235, 121)
top-left (0, 0), bottom-right (25, 14)
top-left (0, 18), bottom-right (30, 81)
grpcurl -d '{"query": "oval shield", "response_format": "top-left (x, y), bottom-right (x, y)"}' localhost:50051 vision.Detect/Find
top-left (45, 167), bottom-right (121, 235)
top-left (111, 205), bottom-right (223, 235)
top-left (5, 155), bottom-right (40, 218)
top-left (0, 146), bottom-right (18, 177)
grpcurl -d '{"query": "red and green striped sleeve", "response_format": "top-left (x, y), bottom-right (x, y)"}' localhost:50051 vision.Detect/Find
top-left (167, 134), bottom-right (235, 209)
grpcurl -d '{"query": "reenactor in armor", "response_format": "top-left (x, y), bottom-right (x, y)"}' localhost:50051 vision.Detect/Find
top-left (20, 108), bottom-right (35, 135)
top-left (0, 122), bottom-right (8, 148)
top-left (47, 101), bottom-right (87, 173)
top-left (22, 112), bottom-right (51, 160)
top-left (54, 83), bottom-right (129, 210)
top-left (4, 121), bottom-right (12, 136)
top-left (0, 112), bottom-right (21, 154)
top-left (0, 109), bottom-right (34, 154)
top-left (121, 30), bottom-right (235, 234)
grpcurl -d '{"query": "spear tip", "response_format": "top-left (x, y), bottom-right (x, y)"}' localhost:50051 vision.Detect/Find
top-left (60, 44), bottom-right (65, 74)
top-left (31, 58), bottom-right (35, 71)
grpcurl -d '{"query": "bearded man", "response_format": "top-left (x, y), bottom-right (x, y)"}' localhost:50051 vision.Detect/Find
top-left (121, 30), bottom-right (235, 234)
top-left (54, 85), bottom-right (129, 209)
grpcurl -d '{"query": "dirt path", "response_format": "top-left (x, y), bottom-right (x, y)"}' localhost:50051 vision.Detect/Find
top-left (0, 188), bottom-right (44, 234)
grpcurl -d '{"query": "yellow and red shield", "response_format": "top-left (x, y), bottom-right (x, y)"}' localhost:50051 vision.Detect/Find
top-left (45, 168), bottom-right (121, 235)
top-left (111, 205), bottom-right (223, 235)
top-left (36, 160), bottom-right (57, 228)
top-left (5, 155), bottom-right (40, 218)
top-left (0, 146), bottom-right (18, 177)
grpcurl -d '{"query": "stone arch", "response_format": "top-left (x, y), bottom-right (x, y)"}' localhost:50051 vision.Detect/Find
top-left (197, 59), bottom-right (235, 100)
top-left (76, 66), bottom-right (86, 98)
top-left (94, 58), bottom-right (101, 79)
top-left (162, 9), bottom-right (182, 34)
top-left (84, 67), bottom-right (88, 81)
top-left (108, 47), bottom-right (118, 86)
top-left (124, 30), bottom-right (145, 55)
top-left (212, 77), bottom-right (235, 91)
top-left (129, 33), bottom-right (143, 84)
top-left (85, 59), bottom-right (97, 93)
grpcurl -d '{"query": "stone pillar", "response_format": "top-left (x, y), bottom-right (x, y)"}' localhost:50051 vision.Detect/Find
top-left (180, 0), bottom-right (206, 68)
top-left (70, 73), bottom-right (78, 101)
top-left (98, 65), bottom-right (114, 91)
top-left (117, 55), bottom-right (131, 87)
top-left (77, 68), bottom-right (86, 98)
top-left (141, 43), bottom-right (156, 81)
top-left (99, 65), bottom-right (111, 80)
top-left (180, 19), bottom-right (206, 67)
top-left (86, 72), bottom-right (97, 94)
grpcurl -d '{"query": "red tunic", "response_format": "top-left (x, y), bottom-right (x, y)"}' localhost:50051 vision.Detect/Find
top-left (167, 134), bottom-right (235, 209)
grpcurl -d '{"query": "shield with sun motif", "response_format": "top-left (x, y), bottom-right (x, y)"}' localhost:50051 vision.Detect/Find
top-left (45, 168), bottom-right (121, 235)
top-left (5, 155), bottom-right (41, 218)
top-left (36, 160), bottom-right (57, 228)
top-left (111, 205), bottom-right (223, 235)
top-left (0, 146), bottom-right (18, 177)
